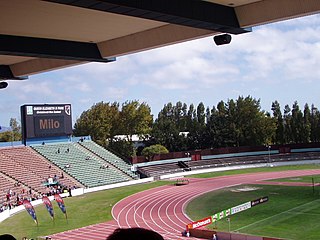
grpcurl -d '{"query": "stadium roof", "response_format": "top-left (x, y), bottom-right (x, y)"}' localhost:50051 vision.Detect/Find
top-left (1, 0), bottom-right (319, 80)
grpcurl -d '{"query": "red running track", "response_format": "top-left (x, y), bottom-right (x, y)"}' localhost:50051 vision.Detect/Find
top-left (50, 169), bottom-right (320, 240)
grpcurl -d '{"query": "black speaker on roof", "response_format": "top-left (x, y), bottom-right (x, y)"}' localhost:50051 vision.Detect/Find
top-left (213, 34), bottom-right (232, 46)
top-left (0, 82), bottom-right (8, 89)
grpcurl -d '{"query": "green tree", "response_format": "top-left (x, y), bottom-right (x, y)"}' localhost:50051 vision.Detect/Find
top-left (151, 102), bottom-right (188, 152)
top-left (118, 101), bottom-right (153, 142)
top-left (187, 104), bottom-right (196, 130)
top-left (10, 118), bottom-right (22, 141)
top-left (291, 101), bottom-right (304, 143)
top-left (204, 105), bottom-right (222, 148)
top-left (234, 96), bottom-right (274, 146)
top-left (152, 120), bottom-right (180, 152)
top-left (283, 104), bottom-right (292, 143)
top-left (188, 102), bottom-right (206, 149)
top-left (73, 101), bottom-right (120, 147)
top-left (141, 144), bottom-right (169, 161)
top-left (226, 99), bottom-right (238, 146)
top-left (196, 102), bottom-right (206, 127)
top-left (108, 139), bottom-right (135, 160)
top-left (0, 131), bottom-right (13, 142)
top-left (302, 103), bottom-right (311, 143)
top-left (271, 101), bottom-right (285, 144)
top-left (310, 104), bottom-right (320, 142)
top-left (110, 100), bottom-right (153, 158)
top-left (0, 118), bottom-right (22, 142)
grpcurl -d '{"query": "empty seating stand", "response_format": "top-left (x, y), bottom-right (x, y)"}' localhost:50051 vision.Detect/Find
top-left (138, 151), bottom-right (320, 177)
top-left (32, 141), bottom-right (137, 188)
top-left (0, 146), bottom-right (81, 195)
top-left (78, 140), bottom-right (139, 179)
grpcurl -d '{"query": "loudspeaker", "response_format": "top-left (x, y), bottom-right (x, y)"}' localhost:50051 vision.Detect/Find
top-left (213, 34), bottom-right (232, 45)
top-left (0, 82), bottom-right (8, 89)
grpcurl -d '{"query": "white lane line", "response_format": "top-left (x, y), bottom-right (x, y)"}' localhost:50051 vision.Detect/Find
top-left (235, 199), bottom-right (320, 231)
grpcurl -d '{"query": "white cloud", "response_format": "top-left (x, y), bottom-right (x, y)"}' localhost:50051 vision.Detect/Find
top-left (1, 14), bottom-right (320, 125)
top-left (105, 87), bottom-right (128, 99)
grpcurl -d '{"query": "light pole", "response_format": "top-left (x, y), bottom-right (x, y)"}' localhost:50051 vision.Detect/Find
top-left (267, 145), bottom-right (271, 167)
top-left (11, 129), bottom-right (14, 147)
top-left (265, 144), bottom-right (272, 167)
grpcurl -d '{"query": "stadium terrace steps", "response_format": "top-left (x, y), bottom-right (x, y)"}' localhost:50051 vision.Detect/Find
top-left (78, 140), bottom-right (138, 179)
top-left (0, 171), bottom-right (23, 206)
top-left (0, 170), bottom-right (40, 207)
top-left (139, 162), bottom-right (186, 177)
top-left (31, 141), bottom-right (137, 188)
top-left (73, 142), bottom-right (134, 181)
top-left (3, 147), bottom-right (80, 188)
top-left (0, 146), bottom-right (81, 197)
top-left (0, 148), bottom-right (47, 193)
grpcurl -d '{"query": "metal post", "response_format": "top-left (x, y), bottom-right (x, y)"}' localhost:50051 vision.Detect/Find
top-left (312, 177), bottom-right (315, 194)
top-left (267, 145), bottom-right (271, 166)
top-left (11, 130), bottom-right (14, 147)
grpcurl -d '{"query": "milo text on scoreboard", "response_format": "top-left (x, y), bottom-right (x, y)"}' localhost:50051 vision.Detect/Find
top-left (38, 117), bottom-right (63, 130)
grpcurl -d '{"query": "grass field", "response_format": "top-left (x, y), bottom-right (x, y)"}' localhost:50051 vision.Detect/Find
top-left (268, 174), bottom-right (320, 184)
top-left (0, 181), bottom-right (170, 239)
top-left (1, 164), bottom-right (320, 239)
top-left (186, 184), bottom-right (320, 240)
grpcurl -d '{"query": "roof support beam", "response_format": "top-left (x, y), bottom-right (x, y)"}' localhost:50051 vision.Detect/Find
top-left (0, 65), bottom-right (28, 80)
top-left (236, 0), bottom-right (320, 27)
top-left (0, 34), bottom-right (116, 63)
top-left (98, 24), bottom-right (216, 58)
top-left (10, 59), bottom-right (82, 78)
top-left (46, 0), bottom-right (249, 34)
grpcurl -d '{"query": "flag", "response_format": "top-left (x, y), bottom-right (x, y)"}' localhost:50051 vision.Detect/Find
top-left (23, 199), bottom-right (38, 224)
top-left (54, 194), bottom-right (67, 218)
top-left (42, 196), bottom-right (54, 219)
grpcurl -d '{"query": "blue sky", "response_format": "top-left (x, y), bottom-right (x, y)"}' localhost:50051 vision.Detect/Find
top-left (1, 14), bottom-right (320, 127)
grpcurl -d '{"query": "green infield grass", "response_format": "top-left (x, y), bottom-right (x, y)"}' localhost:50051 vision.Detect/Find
top-left (0, 181), bottom-right (170, 240)
top-left (268, 175), bottom-right (320, 184)
top-left (186, 184), bottom-right (320, 240)
top-left (1, 164), bottom-right (320, 239)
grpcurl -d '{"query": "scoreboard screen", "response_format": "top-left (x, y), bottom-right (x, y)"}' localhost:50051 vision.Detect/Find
top-left (21, 104), bottom-right (72, 139)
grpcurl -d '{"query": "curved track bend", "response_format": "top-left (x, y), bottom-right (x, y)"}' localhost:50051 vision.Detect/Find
top-left (50, 169), bottom-right (320, 240)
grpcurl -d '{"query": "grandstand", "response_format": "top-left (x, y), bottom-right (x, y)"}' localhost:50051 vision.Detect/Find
top-left (79, 140), bottom-right (137, 179)
top-left (31, 141), bottom-right (138, 188)
top-left (0, 140), bottom-right (140, 213)
top-left (137, 151), bottom-right (320, 177)
top-left (0, 145), bottom-right (80, 209)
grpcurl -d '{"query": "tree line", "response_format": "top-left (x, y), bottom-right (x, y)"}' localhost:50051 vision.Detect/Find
top-left (73, 97), bottom-right (320, 158)
top-left (1, 97), bottom-right (319, 159)
top-left (0, 118), bottom-right (22, 142)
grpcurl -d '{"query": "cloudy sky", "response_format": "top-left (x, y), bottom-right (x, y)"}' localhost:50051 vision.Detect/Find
top-left (1, 13), bottom-right (320, 127)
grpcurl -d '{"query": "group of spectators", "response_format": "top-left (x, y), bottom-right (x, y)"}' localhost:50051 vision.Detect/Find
top-left (0, 172), bottom-right (77, 213)
top-left (0, 184), bottom-right (41, 213)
